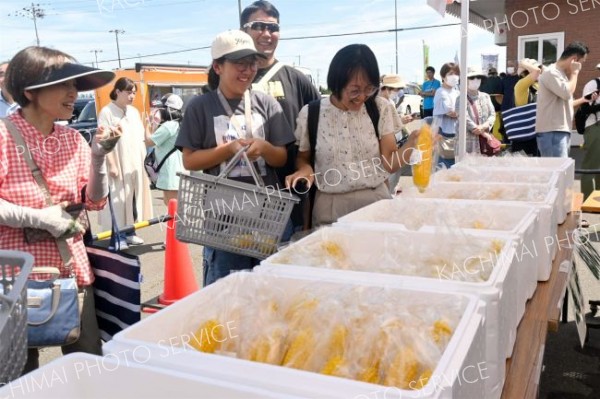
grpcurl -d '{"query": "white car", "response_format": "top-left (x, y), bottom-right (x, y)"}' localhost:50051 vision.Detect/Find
top-left (396, 82), bottom-right (423, 117)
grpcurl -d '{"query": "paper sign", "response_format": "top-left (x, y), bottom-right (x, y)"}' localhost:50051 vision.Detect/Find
top-left (568, 260), bottom-right (587, 348)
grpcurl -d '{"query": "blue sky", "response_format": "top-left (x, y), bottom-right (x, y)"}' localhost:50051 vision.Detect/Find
top-left (0, 0), bottom-right (506, 86)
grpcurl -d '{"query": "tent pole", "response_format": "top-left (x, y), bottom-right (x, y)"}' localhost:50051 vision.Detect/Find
top-left (457, 0), bottom-right (469, 161)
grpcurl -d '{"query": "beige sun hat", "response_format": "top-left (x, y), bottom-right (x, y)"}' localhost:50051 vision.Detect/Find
top-left (381, 74), bottom-right (405, 89)
top-left (466, 66), bottom-right (486, 79)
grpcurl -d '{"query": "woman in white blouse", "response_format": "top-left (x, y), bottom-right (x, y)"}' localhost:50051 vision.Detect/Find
top-left (97, 77), bottom-right (153, 246)
top-left (286, 44), bottom-right (419, 227)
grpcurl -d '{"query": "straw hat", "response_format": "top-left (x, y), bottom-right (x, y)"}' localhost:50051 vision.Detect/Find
top-left (466, 66), bottom-right (486, 79)
top-left (381, 74), bottom-right (405, 89)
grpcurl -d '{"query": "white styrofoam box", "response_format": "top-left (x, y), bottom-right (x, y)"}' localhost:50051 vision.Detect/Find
top-left (434, 167), bottom-right (562, 222)
top-left (0, 353), bottom-right (302, 399)
top-left (260, 227), bottom-right (518, 399)
top-left (454, 156), bottom-right (574, 224)
top-left (401, 182), bottom-right (559, 281)
top-left (104, 273), bottom-right (486, 399)
top-left (337, 198), bottom-right (539, 314)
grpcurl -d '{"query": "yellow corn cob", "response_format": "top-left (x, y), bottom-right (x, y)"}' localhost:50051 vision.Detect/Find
top-left (282, 328), bottom-right (315, 369)
top-left (231, 234), bottom-right (254, 248)
top-left (189, 319), bottom-right (223, 353)
top-left (412, 124), bottom-right (433, 193)
top-left (412, 369), bottom-right (433, 390)
top-left (431, 319), bottom-right (453, 344)
top-left (321, 241), bottom-right (345, 261)
top-left (248, 328), bottom-right (285, 365)
top-left (284, 298), bottom-right (318, 327)
top-left (491, 239), bottom-right (504, 254)
top-left (357, 359), bottom-right (381, 384)
top-left (383, 347), bottom-right (420, 389)
top-left (472, 220), bottom-right (484, 229)
top-left (319, 325), bottom-right (347, 376)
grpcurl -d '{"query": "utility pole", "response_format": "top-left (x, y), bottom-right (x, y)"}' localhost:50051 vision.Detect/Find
top-left (237, 0), bottom-right (242, 26)
top-left (394, 0), bottom-right (398, 74)
top-left (9, 3), bottom-right (45, 46)
top-left (296, 55), bottom-right (301, 66)
top-left (109, 29), bottom-right (125, 68)
top-left (90, 49), bottom-right (102, 68)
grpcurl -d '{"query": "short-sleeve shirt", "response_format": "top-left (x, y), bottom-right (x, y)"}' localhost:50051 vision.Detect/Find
top-left (176, 90), bottom-right (294, 187)
top-left (422, 79), bottom-right (441, 110)
top-left (433, 86), bottom-right (460, 135)
top-left (151, 120), bottom-right (183, 190)
top-left (295, 96), bottom-right (395, 194)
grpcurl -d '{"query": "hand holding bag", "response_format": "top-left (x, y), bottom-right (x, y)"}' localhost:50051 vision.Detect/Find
top-left (2, 118), bottom-right (82, 347)
top-left (467, 96), bottom-right (501, 157)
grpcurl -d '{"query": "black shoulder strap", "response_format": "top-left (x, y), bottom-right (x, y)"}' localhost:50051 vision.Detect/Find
top-left (307, 99), bottom-right (321, 169)
top-left (156, 147), bottom-right (178, 172)
top-left (364, 97), bottom-right (380, 138)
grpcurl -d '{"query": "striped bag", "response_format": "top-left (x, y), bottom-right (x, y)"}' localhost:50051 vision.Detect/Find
top-left (502, 102), bottom-right (537, 142)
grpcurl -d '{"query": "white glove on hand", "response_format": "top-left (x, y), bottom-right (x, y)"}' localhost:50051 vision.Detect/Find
top-left (87, 126), bottom-right (122, 202)
top-left (0, 199), bottom-right (84, 238)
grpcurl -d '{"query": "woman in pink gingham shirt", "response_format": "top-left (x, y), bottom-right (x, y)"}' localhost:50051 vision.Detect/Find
top-left (0, 46), bottom-right (118, 372)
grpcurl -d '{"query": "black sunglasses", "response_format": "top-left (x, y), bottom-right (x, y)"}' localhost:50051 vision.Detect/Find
top-left (243, 21), bottom-right (280, 33)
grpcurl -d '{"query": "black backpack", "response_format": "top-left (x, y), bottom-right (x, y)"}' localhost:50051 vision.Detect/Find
top-left (575, 78), bottom-right (600, 134)
top-left (304, 96), bottom-right (380, 228)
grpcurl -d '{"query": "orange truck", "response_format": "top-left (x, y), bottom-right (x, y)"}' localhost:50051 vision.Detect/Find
top-left (94, 62), bottom-right (209, 124)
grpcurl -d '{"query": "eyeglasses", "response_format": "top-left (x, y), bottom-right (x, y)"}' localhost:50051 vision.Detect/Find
top-left (243, 21), bottom-right (280, 33)
top-left (346, 85), bottom-right (378, 100)
top-left (229, 59), bottom-right (258, 71)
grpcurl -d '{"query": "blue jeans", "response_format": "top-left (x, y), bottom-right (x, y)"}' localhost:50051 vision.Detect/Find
top-left (536, 131), bottom-right (570, 157)
top-left (202, 219), bottom-right (294, 286)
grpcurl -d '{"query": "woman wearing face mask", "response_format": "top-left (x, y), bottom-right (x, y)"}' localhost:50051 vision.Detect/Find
top-left (286, 44), bottom-right (418, 228)
top-left (433, 62), bottom-right (460, 167)
top-left (457, 67), bottom-right (496, 154)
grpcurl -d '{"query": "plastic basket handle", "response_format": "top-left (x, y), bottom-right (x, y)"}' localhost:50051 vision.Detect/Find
top-left (217, 145), bottom-right (265, 188)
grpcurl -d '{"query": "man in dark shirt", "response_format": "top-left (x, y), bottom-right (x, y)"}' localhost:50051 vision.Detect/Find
top-left (241, 1), bottom-right (320, 232)
top-left (500, 60), bottom-right (520, 112)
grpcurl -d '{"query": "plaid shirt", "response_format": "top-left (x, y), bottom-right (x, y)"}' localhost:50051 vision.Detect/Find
top-left (0, 111), bottom-right (106, 286)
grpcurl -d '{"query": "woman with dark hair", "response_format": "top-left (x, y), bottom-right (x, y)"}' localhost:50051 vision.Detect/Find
top-left (144, 93), bottom-right (184, 206)
top-left (0, 46), bottom-right (118, 370)
top-left (97, 77), bottom-right (153, 246)
top-left (433, 62), bottom-right (460, 168)
top-left (285, 44), bottom-right (419, 227)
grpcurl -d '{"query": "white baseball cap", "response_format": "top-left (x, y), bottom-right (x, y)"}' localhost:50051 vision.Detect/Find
top-left (211, 30), bottom-right (266, 61)
top-left (162, 93), bottom-right (183, 110)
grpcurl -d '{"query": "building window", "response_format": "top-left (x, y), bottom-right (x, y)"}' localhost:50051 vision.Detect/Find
top-left (518, 32), bottom-right (564, 66)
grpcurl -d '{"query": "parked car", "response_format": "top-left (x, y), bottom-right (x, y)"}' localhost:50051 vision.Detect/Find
top-left (397, 82), bottom-right (423, 117)
top-left (68, 100), bottom-right (97, 145)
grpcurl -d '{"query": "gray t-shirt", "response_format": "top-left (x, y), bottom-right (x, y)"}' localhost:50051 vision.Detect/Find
top-left (176, 90), bottom-right (294, 187)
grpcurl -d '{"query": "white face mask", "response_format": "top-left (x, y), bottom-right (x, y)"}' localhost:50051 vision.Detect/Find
top-left (507, 67), bottom-right (515, 74)
top-left (445, 74), bottom-right (459, 86)
top-left (468, 78), bottom-right (481, 91)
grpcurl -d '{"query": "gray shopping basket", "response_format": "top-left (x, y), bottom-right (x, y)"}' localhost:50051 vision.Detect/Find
top-left (176, 146), bottom-right (300, 259)
top-left (0, 251), bottom-right (34, 385)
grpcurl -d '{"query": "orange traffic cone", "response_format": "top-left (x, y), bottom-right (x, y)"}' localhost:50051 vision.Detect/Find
top-left (158, 198), bottom-right (199, 305)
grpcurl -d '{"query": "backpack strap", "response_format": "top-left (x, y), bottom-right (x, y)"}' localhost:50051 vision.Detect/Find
top-left (155, 147), bottom-right (178, 173)
top-left (307, 99), bottom-right (321, 169)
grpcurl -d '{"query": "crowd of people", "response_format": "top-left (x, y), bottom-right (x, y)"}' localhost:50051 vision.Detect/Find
top-left (1, 0), bottom-right (600, 375)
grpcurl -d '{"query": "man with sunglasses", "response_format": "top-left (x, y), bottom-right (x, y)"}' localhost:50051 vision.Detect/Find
top-left (241, 1), bottom-right (320, 232)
